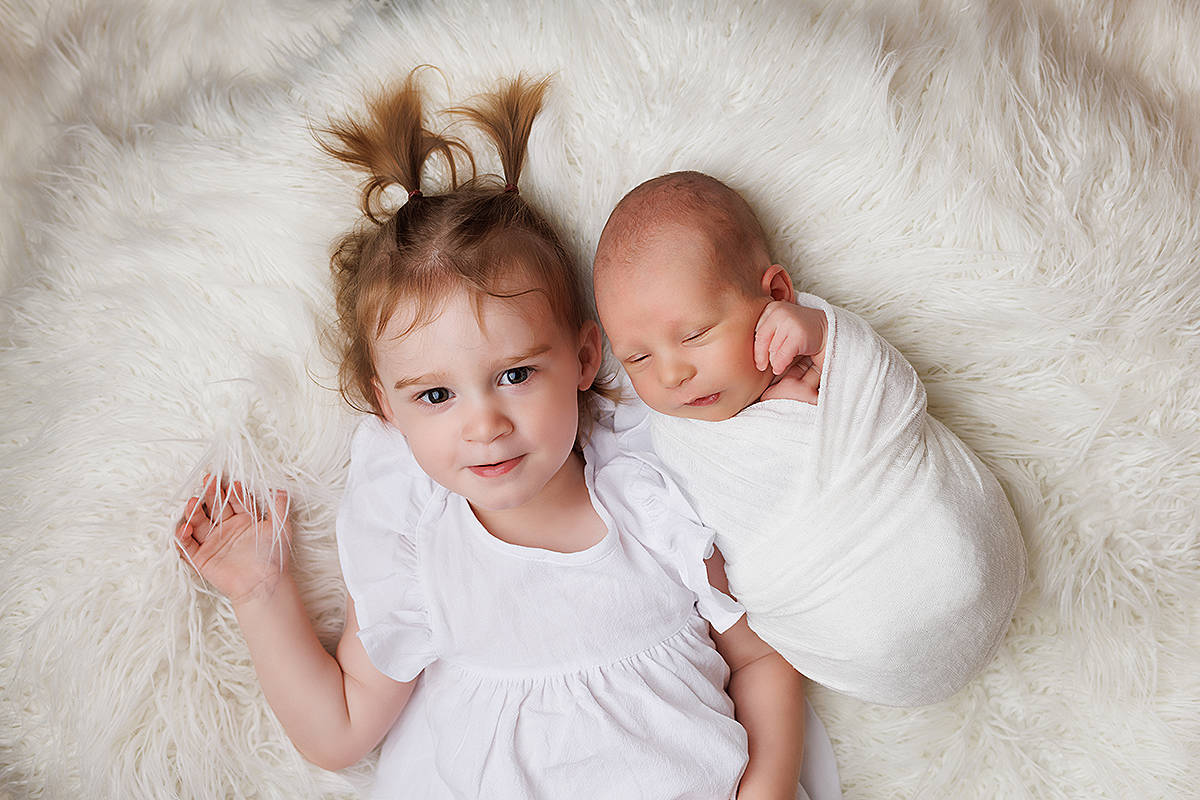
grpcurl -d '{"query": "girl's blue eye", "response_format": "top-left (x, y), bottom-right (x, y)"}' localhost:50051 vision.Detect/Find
top-left (500, 366), bottom-right (532, 385)
top-left (419, 387), bottom-right (452, 405)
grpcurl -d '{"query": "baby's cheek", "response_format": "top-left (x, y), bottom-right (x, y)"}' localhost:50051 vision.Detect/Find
top-left (626, 373), bottom-right (661, 407)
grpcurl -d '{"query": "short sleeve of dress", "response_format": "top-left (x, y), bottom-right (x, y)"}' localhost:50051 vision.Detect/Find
top-left (336, 416), bottom-right (438, 682)
top-left (592, 397), bottom-right (746, 633)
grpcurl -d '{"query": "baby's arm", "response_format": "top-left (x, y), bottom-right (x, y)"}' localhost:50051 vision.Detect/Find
top-left (706, 548), bottom-right (806, 800)
top-left (754, 300), bottom-right (827, 404)
top-left (176, 476), bottom-right (414, 770)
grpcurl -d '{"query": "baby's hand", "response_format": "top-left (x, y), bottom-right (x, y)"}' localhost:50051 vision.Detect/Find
top-left (754, 300), bottom-right (827, 391)
top-left (175, 475), bottom-right (292, 606)
top-left (761, 356), bottom-right (821, 405)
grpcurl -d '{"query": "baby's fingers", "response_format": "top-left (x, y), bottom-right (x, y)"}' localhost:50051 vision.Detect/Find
top-left (798, 357), bottom-right (822, 395)
top-left (762, 373), bottom-right (819, 405)
top-left (754, 320), bottom-right (782, 372)
top-left (768, 331), bottom-right (800, 375)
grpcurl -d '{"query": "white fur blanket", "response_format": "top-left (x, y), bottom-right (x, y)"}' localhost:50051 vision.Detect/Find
top-left (2, 1), bottom-right (1197, 798)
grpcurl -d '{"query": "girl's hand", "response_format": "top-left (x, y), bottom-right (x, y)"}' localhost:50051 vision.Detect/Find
top-left (175, 475), bottom-right (291, 606)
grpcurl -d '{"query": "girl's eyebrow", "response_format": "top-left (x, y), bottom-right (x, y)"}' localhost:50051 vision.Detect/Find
top-left (392, 345), bottom-right (551, 390)
top-left (393, 372), bottom-right (446, 390)
top-left (501, 344), bottom-right (551, 364)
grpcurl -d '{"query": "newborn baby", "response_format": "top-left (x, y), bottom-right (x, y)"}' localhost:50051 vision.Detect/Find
top-left (593, 171), bottom-right (1026, 706)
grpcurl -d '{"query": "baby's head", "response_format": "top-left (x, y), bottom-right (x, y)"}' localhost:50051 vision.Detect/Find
top-left (593, 171), bottom-right (794, 421)
top-left (322, 72), bottom-right (606, 512)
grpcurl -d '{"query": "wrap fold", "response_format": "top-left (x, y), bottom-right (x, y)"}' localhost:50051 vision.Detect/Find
top-left (645, 293), bottom-right (1027, 706)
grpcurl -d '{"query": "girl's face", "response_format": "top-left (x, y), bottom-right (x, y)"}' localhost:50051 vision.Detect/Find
top-left (372, 285), bottom-right (601, 518)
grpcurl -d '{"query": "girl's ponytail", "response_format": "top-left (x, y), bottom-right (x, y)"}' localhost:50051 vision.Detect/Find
top-left (321, 69), bottom-right (615, 420)
top-left (318, 69), bottom-right (466, 222)
top-left (453, 75), bottom-right (550, 192)
top-left (318, 69), bottom-right (468, 414)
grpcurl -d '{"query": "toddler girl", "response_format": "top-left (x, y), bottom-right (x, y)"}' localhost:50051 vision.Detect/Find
top-left (176, 75), bottom-right (840, 799)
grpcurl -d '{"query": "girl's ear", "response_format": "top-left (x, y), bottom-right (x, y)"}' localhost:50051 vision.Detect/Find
top-left (760, 264), bottom-right (796, 303)
top-left (373, 377), bottom-right (398, 425)
top-left (576, 320), bottom-right (604, 391)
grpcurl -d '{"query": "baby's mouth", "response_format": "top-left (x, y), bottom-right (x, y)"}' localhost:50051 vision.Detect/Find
top-left (685, 392), bottom-right (721, 408)
top-left (468, 455), bottom-right (524, 477)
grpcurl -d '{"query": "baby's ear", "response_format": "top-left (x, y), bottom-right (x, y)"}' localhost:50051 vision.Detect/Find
top-left (761, 264), bottom-right (796, 303)
top-left (577, 320), bottom-right (603, 391)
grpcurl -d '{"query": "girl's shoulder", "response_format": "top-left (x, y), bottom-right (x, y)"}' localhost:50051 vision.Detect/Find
top-left (339, 415), bottom-right (442, 550)
top-left (336, 416), bottom-right (442, 682)
top-left (348, 414), bottom-right (423, 474)
top-left (348, 414), bottom-right (436, 492)
top-left (585, 397), bottom-right (745, 633)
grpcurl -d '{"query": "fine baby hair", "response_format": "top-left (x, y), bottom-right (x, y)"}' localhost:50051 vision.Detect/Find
top-left (316, 69), bottom-right (611, 422)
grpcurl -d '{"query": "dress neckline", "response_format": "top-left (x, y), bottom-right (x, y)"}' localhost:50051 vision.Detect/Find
top-left (454, 449), bottom-right (618, 565)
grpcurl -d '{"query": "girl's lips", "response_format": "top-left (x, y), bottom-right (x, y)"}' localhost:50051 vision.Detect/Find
top-left (686, 392), bottom-right (721, 407)
top-left (468, 455), bottom-right (524, 477)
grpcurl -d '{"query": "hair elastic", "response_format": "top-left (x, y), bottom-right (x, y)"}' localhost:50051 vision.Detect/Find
top-left (408, 189), bottom-right (423, 200)
top-left (503, 183), bottom-right (519, 194)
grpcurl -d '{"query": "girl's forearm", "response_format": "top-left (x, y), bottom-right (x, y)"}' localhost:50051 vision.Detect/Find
top-left (729, 652), bottom-right (807, 799)
top-left (231, 575), bottom-right (369, 769)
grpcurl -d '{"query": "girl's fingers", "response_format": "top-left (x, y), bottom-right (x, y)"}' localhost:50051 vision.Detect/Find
top-left (183, 496), bottom-right (213, 543)
top-left (228, 481), bottom-right (251, 517)
top-left (202, 474), bottom-right (238, 523)
top-left (175, 521), bottom-right (200, 558)
top-left (268, 489), bottom-right (290, 523)
top-left (200, 476), bottom-right (219, 519)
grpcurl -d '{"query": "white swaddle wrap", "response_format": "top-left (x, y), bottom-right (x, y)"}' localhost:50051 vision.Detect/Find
top-left (639, 293), bottom-right (1026, 706)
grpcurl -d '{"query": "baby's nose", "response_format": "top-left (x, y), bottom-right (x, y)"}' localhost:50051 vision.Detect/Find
top-left (658, 357), bottom-right (696, 389)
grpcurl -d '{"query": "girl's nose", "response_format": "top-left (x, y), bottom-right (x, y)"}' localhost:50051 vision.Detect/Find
top-left (463, 400), bottom-right (515, 443)
top-left (657, 355), bottom-right (696, 389)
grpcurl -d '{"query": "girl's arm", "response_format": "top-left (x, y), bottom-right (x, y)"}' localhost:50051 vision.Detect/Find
top-left (232, 584), bottom-right (415, 770)
top-left (706, 549), bottom-right (806, 800)
top-left (177, 477), bottom-right (414, 770)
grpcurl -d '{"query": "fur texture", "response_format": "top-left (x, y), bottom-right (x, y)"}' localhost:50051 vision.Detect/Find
top-left (2, 0), bottom-right (1197, 797)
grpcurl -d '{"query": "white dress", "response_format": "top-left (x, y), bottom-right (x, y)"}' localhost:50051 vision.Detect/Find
top-left (336, 405), bottom-right (841, 800)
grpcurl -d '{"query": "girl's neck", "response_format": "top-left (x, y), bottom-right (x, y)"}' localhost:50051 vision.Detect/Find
top-left (470, 450), bottom-right (606, 553)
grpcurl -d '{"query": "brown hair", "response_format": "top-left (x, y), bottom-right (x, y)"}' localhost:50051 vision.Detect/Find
top-left (318, 70), bottom-right (613, 420)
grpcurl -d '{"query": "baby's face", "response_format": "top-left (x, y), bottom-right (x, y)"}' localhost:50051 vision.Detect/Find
top-left (596, 226), bottom-right (773, 421)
